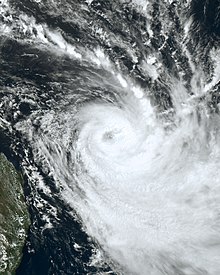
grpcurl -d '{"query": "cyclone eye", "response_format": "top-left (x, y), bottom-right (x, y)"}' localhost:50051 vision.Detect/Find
top-left (102, 128), bottom-right (121, 142)
top-left (103, 131), bottom-right (114, 141)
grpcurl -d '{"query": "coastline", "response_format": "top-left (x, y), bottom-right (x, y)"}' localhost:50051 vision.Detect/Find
top-left (0, 153), bottom-right (30, 274)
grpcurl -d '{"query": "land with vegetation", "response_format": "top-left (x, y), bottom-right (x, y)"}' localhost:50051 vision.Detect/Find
top-left (0, 153), bottom-right (30, 274)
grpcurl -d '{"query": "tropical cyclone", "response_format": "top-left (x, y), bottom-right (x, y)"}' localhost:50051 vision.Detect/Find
top-left (0, 0), bottom-right (220, 274)
top-left (71, 93), bottom-right (220, 275)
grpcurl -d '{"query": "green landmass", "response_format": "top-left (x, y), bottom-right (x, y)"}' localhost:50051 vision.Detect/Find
top-left (0, 153), bottom-right (30, 275)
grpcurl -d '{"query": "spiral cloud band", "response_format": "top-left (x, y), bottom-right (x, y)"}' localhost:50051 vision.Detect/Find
top-left (20, 79), bottom-right (220, 274)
